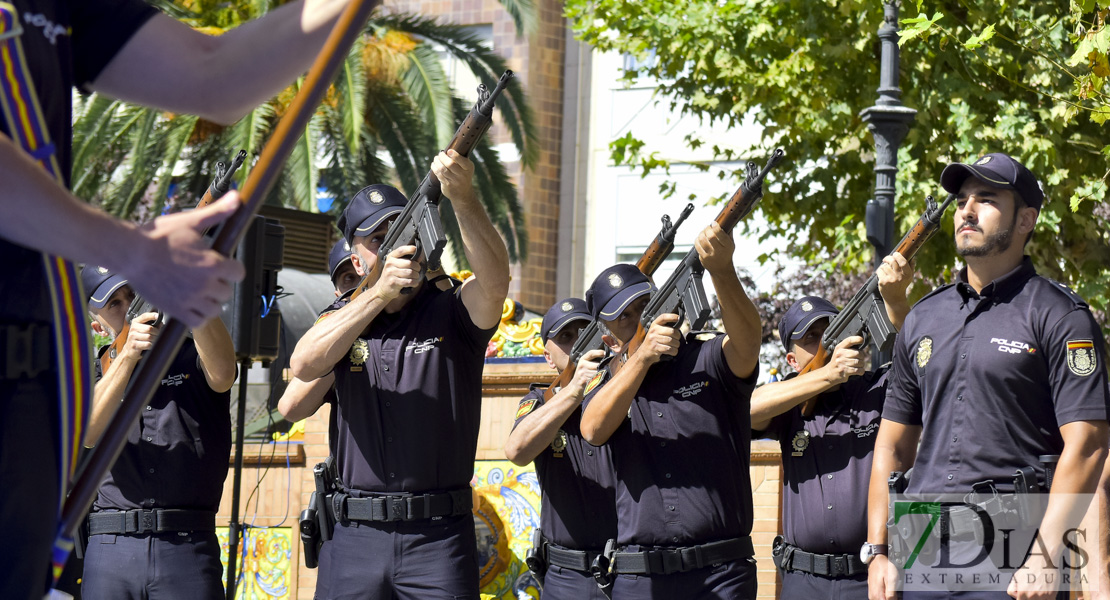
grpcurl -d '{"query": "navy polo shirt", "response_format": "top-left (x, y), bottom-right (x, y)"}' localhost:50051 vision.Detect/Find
top-left (511, 385), bottom-right (617, 549)
top-left (601, 333), bottom-right (757, 547)
top-left (0, 0), bottom-right (156, 324)
top-left (756, 368), bottom-right (888, 554)
top-left (93, 339), bottom-right (232, 512)
top-left (884, 258), bottom-right (1110, 493)
top-left (325, 285), bottom-right (495, 493)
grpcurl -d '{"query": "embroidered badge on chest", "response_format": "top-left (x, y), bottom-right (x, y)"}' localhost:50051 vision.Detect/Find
top-left (348, 338), bottom-right (369, 372)
top-left (551, 429), bottom-right (568, 458)
top-left (916, 337), bottom-right (933, 368)
top-left (790, 430), bottom-right (810, 457)
top-left (1066, 340), bottom-right (1097, 376)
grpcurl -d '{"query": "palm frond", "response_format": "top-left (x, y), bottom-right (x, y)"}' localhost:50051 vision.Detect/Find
top-left (366, 82), bottom-right (436, 194)
top-left (283, 108), bottom-right (323, 211)
top-left (336, 38), bottom-right (368, 154)
top-left (494, 0), bottom-right (537, 37)
top-left (150, 114), bottom-right (200, 216)
top-left (227, 101), bottom-right (275, 187)
top-left (401, 43), bottom-right (456, 150)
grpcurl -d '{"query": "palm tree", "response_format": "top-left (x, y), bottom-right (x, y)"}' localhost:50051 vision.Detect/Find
top-left (72, 0), bottom-right (537, 264)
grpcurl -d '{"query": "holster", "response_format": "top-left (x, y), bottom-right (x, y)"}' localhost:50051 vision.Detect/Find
top-left (300, 457), bottom-right (339, 569)
top-left (591, 539), bottom-right (616, 592)
top-left (73, 515), bottom-right (89, 560)
top-left (299, 498), bottom-right (320, 569)
top-left (524, 528), bottom-right (546, 589)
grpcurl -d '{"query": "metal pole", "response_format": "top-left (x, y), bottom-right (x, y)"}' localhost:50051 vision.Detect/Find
top-left (225, 357), bottom-right (251, 600)
top-left (860, 0), bottom-right (916, 365)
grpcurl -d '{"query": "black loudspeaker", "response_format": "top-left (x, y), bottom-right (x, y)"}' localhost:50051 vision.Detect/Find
top-left (221, 216), bottom-right (284, 362)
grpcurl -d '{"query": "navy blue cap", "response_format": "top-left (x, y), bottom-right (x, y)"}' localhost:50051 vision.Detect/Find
top-left (778, 296), bottom-right (839, 353)
top-left (541, 297), bottom-right (592, 344)
top-left (81, 265), bottom-right (129, 309)
top-left (337, 184), bottom-right (407, 246)
top-left (586, 264), bottom-right (653, 321)
top-left (328, 239), bottom-right (354, 282)
top-left (940, 153), bottom-right (1044, 209)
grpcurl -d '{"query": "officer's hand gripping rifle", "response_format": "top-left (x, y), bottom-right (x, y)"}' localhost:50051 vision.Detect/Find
top-left (798, 193), bottom-right (957, 416)
top-left (348, 71), bottom-right (514, 301)
top-left (100, 150), bottom-right (247, 374)
top-left (541, 202), bottom-right (695, 402)
top-left (613, 149), bottom-right (785, 373)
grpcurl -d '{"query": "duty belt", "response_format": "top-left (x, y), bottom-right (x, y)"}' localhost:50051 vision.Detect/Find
top-left (0, 323), bottom-right (52, 380)
top-left (545, 540), bottom-right (602, 572)
top-left (772, 536), bottom-right (866, 578)
top-left (609, 536), bottom-right (754, 575)
top-left (88, 509), bottom-right (216, 535)
top-left (334, 488), bottom-right (471, 523)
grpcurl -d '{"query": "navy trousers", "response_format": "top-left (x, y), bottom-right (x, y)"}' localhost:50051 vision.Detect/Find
top-left (81, 530), bottom-right (224, 599)
top-left (780, 569), bottom-right (868, 600)
top-left (0, 375), bottom-right (58, 600)
top-left (541, 563), bottom-right (611, 600)
top-left (611, 556), bottom-right (758, 599)
top-left (315, 513), bottom-right (479, 600)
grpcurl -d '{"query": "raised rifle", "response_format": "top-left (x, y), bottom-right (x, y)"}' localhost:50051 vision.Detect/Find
top-left (798, 193), bottom-right (956, 416)
top-left (612, 149), bottom-right (785, 373)
top-left (99, 150), bottom-right (247, 374)
top-left (348, 71), bottom-right (514, 300)
top-left (541, 202), bottom-right (695, 402)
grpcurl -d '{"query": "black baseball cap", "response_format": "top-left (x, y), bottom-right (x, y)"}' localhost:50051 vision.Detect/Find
top-left (778, 296), bottom-right (839, 353)
top-left (586, 264), bottom-right (653, 321)
top-left (940, 153), bottom-right (1044, 209)
top-left (337, 184), bottom-right (407, 246)
top-left (81, 265), bottom-right (129, 309)
top-left (328, 239), bottom-right (354, 282)
top-left (540, 298), bottom-right (592, 344)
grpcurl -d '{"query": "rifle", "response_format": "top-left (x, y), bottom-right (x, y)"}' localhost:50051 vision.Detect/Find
top-left (541, 202), bottom-right (695, 402)
top-left (798, 193), bottom-right (956, 416)
top-left (100, 150), bottom-right (247, 374)
top-left (613, 148), bottom-right (785, 373)
top-left (55, 0), bottom-right (383, 582)
top-left (348, 71), bottom-right (514, 300)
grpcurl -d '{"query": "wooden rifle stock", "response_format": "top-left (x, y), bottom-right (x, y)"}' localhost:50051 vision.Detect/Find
top-left (58, 0), bottom-right (382, 555)
top-left (100, 150), bottom-right (247, 374)
top-left (349, 71), bottom-right (514, 302)
top-left (541, 203), bottom-right (696, 402)
top-left (798, 193), bottom-right (957, 416)
top-left (613, 149), bottom-right (786, 376)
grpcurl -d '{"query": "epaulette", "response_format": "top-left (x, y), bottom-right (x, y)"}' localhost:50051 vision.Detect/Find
top-left (687, 329), bottom-right (724, 342)
top-left (528, 382), bottom-right (551, 392)
top-left (913, 282), bottom-right (956, 306)
top-left (1039, 276), bottom-right (1090, 309)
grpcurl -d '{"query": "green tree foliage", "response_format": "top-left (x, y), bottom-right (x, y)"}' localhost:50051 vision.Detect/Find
top-left (73, 0), bottom-right (537, 265)
top-left (566, 0), bottom-right (1110, 322)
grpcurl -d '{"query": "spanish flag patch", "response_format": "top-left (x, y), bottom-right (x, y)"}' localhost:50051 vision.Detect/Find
top-left (584, 372), bottom-right (605, 395)
top-left (516, 398), bottom-right (538, 420)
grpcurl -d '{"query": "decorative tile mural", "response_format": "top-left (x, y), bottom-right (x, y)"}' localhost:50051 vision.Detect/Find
top-left (218, 526), bottom-right (293, 600)
top-left (473, 461), bottom-right (543, 600)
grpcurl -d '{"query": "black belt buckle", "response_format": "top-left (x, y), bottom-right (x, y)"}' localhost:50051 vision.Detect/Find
top-left (133, 509), bottom-right (157, 534)
top-left (830, 554), bottom-right (848, 577)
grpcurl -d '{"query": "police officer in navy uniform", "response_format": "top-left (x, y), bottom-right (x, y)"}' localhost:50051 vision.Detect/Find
top-left (79, 265), bottom-right (237, 598)
top-left (504, 298), bottom-right (611, 599)
top-left (866, 153), bottom-right (1110, 600)
top-left (0, 1), bottom-right (361, 595)
top-left (287, 150), bottom-right (510, 599)
top-left (579, 221), bottom-right (764, 599)
top-left (751, 250), bottom-right (911, 600)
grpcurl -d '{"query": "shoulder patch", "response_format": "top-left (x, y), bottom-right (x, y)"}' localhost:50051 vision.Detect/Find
top-left (314, 311), bottom-right (335, 325)
top-left (515, 398), bottom-right (538, 419)
top-left (584, 371), bottom-right (605, 395)
top-left (1066, 339), bottom-right (1098, 376)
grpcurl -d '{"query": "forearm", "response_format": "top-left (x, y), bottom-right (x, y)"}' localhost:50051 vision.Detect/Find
top-left (1036, 424), bottom-right (1109, 557)
top-left (1, 135), bottom-right (146, 266)
top-left (710, 267), bottom-right (760, 377)
top-left (505, 387), bottom-right (584, 465)
top-left (277, 374), bottom-right (333, 422)
top-left (193, 317), bottom-right (237, 392)
top-left (884, 298), bottom-right (910, 331)
top-left (290, 295), bottom-right (387, 380)
top-left (750, 372), bottom-right (834, 431)
top-left (92, 0), bottom-right (350, 125)
top-left (581, 358), bottom-right (650, 445)
top-left (453, 192), bottom-right (510, 307)
top-left (867, 422), bottom-right (919, 544)
top-left (85, 357), bottom-right (140, 446)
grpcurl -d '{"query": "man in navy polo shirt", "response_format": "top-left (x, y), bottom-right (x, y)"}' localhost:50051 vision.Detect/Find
top-left (79, 265), bottom-right (237, 598)
top-left (751, 250), bottom-right (911, 600)
top-left (505, 297), bottom-right (611, 599)
top-left (866, 153), bottom-right (1110, 600)
top-left (579, 221), bottom-right (763, 599)
top-left (288, 149), bottom-right (510, 599)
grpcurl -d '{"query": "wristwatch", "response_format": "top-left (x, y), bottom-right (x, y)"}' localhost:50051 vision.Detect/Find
top-left (860, 542), bottom-right (888, 565)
